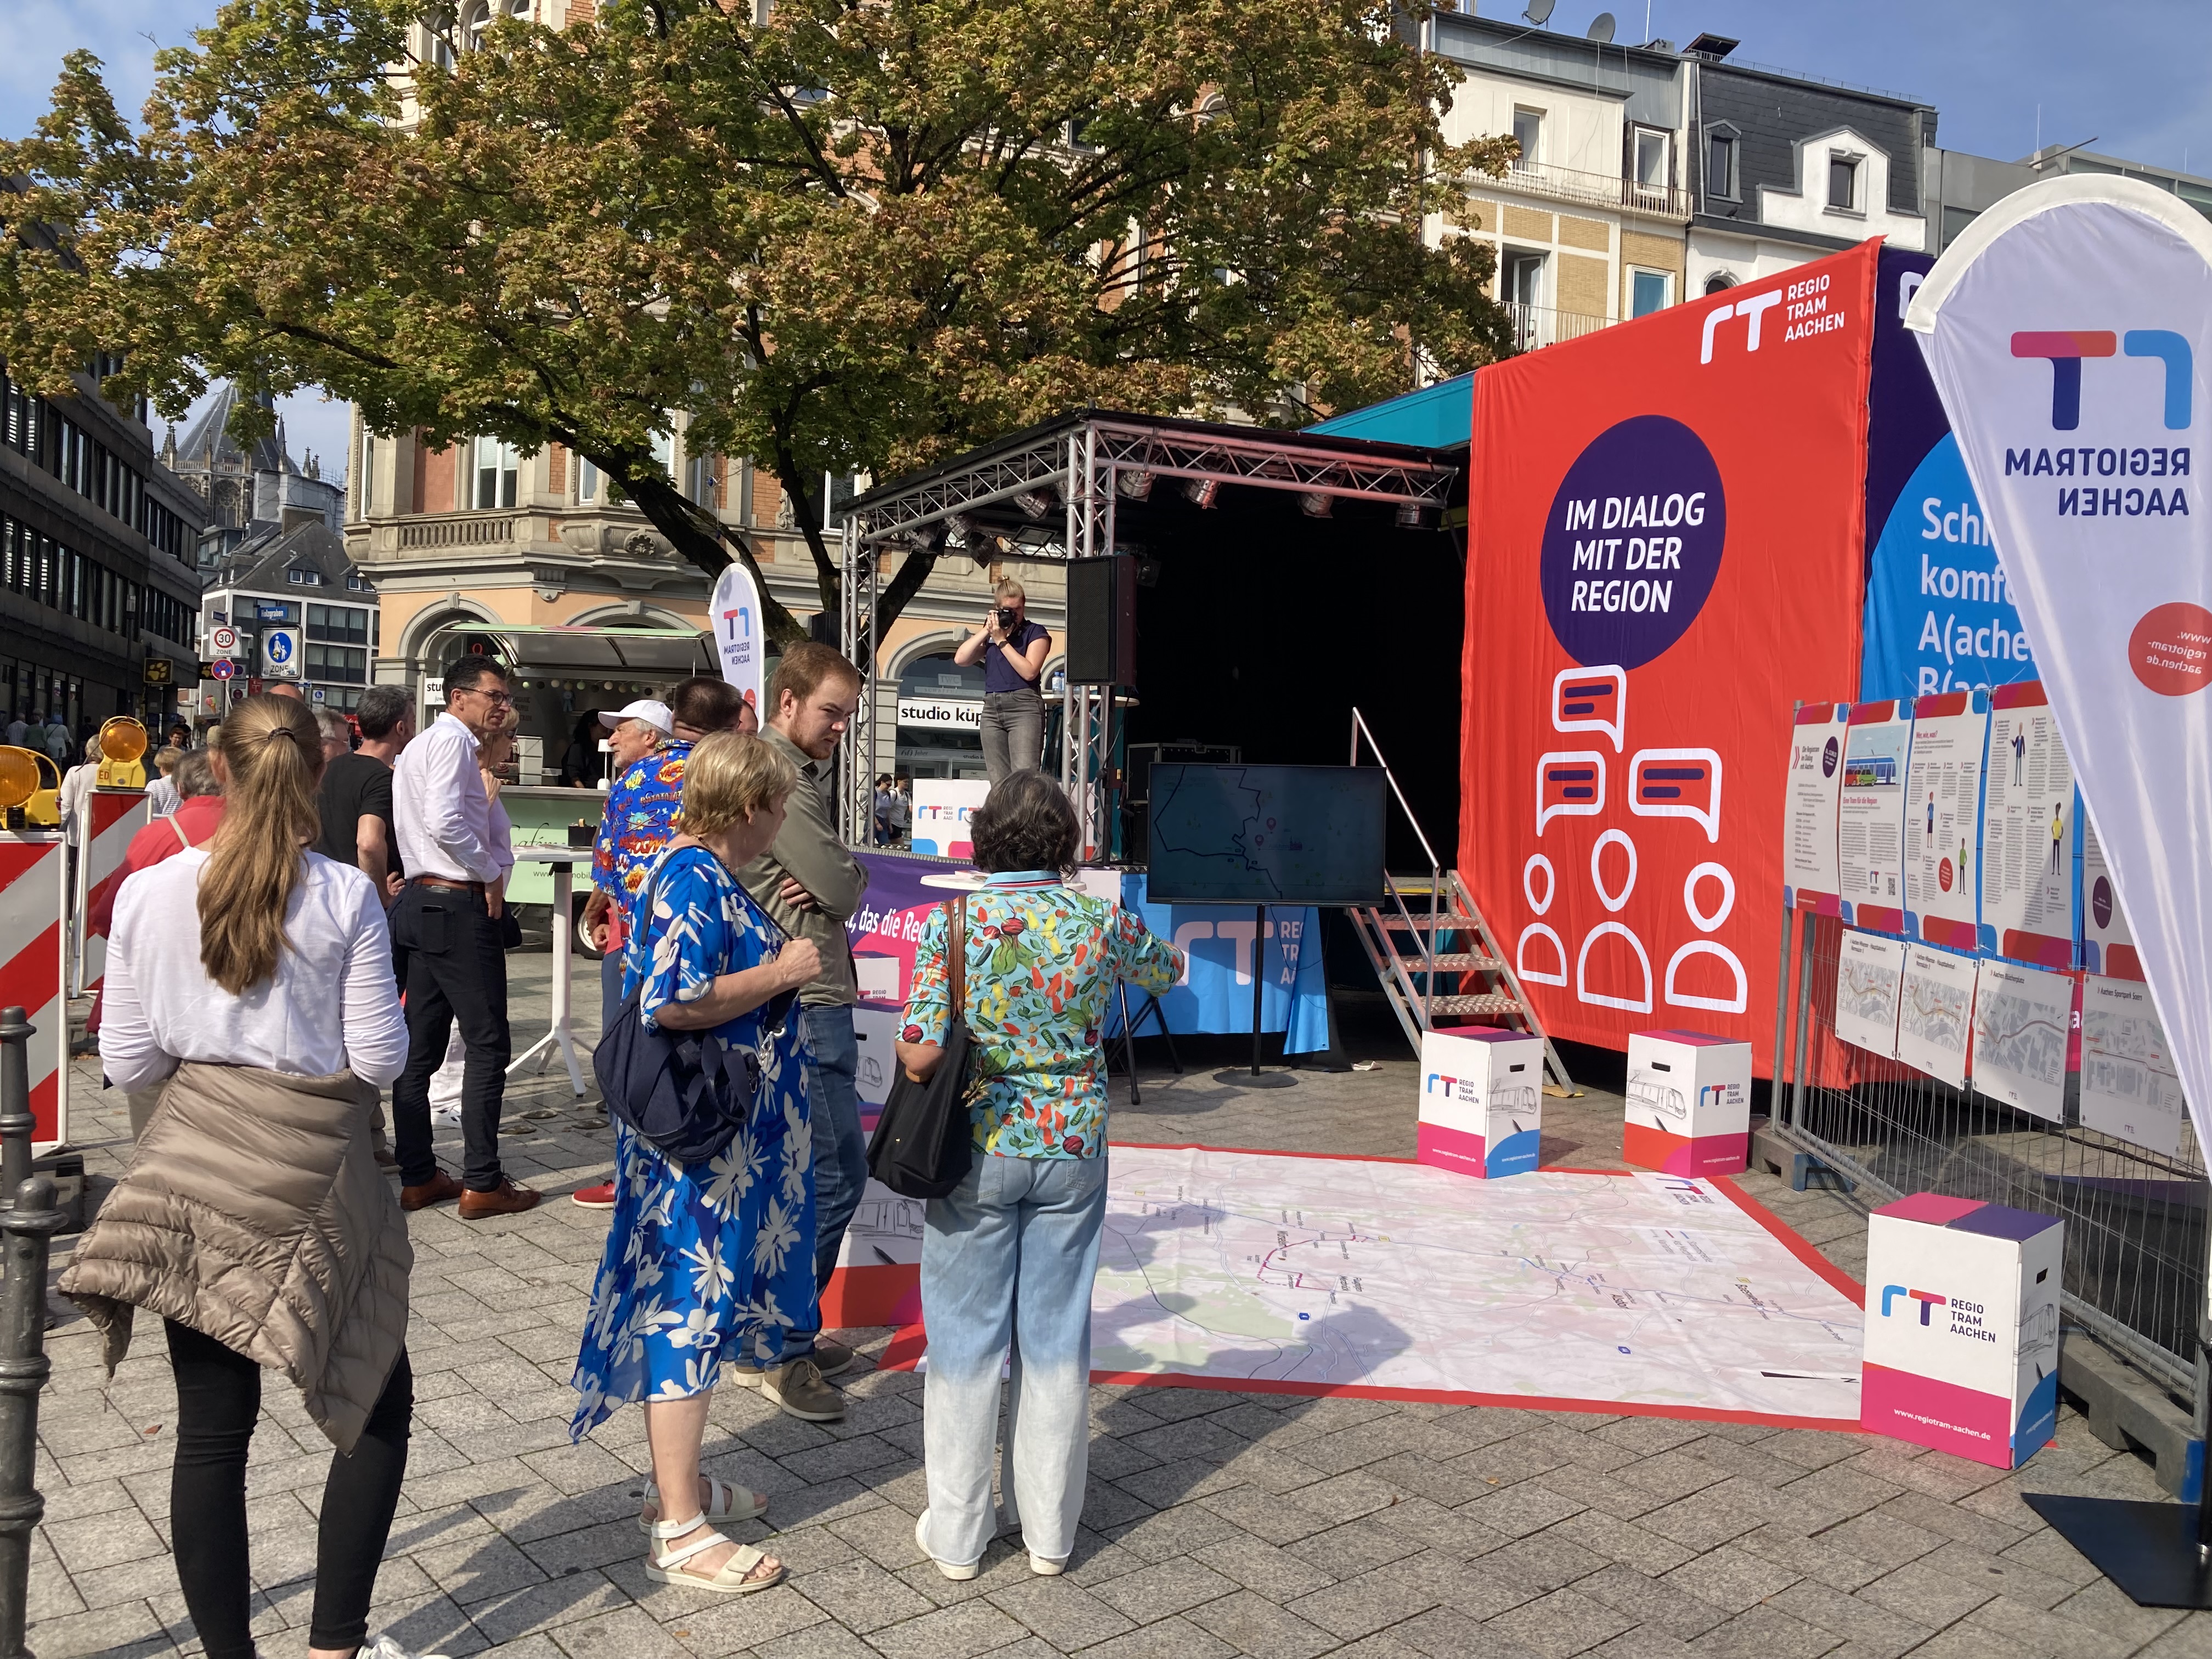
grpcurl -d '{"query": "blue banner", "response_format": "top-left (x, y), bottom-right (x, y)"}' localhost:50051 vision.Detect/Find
top-left (1107, 873), bottom-right (1331, 1053)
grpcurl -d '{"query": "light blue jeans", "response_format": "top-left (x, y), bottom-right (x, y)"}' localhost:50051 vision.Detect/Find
top-left (919, 1151), bottom-right (1108, 1568)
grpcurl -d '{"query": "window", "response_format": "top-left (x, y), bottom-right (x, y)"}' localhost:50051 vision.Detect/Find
top-left (306, 644), bottom-right (368, 684)
top-left (650, 428), bottom-right (674, 475)
top-left (1706, 131), bottom-right (1739, 200)
top-left (1941, 205), bottom-right (1981, 249)
top-left (684, 450), bottom-right (718, 507)
top-left (1511, 108), bottom-right (1543, 171)
top-left (1630, 270), bottom-right (1672, 318)
top-left (307, 603), bottom-right (369, 644)
top-left (1503, 250), bottom-right (1545, 307)
top-left (1702, 272), bottom-right (1737, 296)
top-left (356, 432), bottom-right (375, 522)
top-left (1633, 129), bottom-right (1671, 191)
top-left (346, 571), bottom-right (370, 591)
top-left (472, 435), bottom-right (518, 509)
top-left (286, 567), bottom-right (323, 585)
top-left (578, 457), bottom-right (600, 502)
top-left (1829, 154), bottom-right (1860, 212)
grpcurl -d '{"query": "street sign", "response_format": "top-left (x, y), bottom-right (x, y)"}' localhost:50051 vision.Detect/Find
top-left (210, 625), bottom-right (239, 654)
top-left (261, 627), bottom-right (302, 678)
top-left (142, 659), bottom-right (173, 687)
top-left (209, 659), bottom-right (236, 681)
top-left (312, 686), bottom-right (327, 703)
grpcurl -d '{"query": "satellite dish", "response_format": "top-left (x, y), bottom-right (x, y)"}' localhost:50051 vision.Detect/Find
top-left (1587, 10), bottom-right (1616, 41)
top-left (1523, 0), bottom-right (1556, 24)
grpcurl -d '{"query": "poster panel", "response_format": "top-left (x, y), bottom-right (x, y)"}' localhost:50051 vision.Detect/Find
top-left (1459, 240), bottom-right (1880, 1074)
top-left (2079, 973), bottom-right (2186, 1155)
top-left (2079, 812), bottom-right (2142, 979)
top-left (1838, 701), bottom-right (1911, 933)
top-left (1896, 944), bottom-right (1975, 1088)
top-left (1901, 691), bottom-right (1988, 950)
top-left (1978, 682), bottom-right (2077, 966)
top-left (1834, 928), bottom-right (1906, 1058)
top-left (1970, 958), bottom-right (2072, 1121)
top-left (1782, 702), bottom-right (1848, 913)
top-left (1909, 175), bottom-right (2212, 1159)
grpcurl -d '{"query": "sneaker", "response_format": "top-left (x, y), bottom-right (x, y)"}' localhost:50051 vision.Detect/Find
top-left (571, 1181), bottom-right (618, 1209)
top-left (812, 1336), bottom-right (857, 1378)
top-left (915, 1509), bottom-right (979, 1582)
top-left (359, 1638), bottom-right (452, 1659)
top-left (1030, 1551), bottom-right (1068, 1576)
top-left (760, 1356), bottom-right (845, 1422)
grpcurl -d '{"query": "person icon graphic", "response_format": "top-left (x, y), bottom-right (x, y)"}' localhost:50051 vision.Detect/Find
top-left (2051, 803), bottom-right (2064, 873)
top-left (1927, 794), bottom-right (1936, 838)
top-left (2011, 729), bottom-right (2027, 787)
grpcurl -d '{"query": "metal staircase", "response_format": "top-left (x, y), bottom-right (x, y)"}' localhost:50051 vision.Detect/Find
top-left (1346, 712), bottom-right (1578, 1095)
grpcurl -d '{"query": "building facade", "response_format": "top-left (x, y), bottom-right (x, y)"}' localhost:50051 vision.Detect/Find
top-left (1925, 144), bottom-right (2212, 254)
top-left (1429, 14), bottom-right (1692, 352)
top-left (0, 363), bottom-right (204, 743)
top-left (193, 523), bottom-right (380, 720)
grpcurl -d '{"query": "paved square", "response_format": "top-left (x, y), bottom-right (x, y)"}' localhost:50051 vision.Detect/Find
top-left (26, 961), bottom-right (2203, 1657)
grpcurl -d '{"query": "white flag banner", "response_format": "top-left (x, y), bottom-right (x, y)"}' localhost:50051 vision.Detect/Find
top-left (709, 561), bottom-right (765, 715)
top-left (1907, 175), bottom-right (2212, 1154)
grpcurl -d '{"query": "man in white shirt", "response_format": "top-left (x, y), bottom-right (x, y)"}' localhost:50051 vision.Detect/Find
top-left (388, 658), bottom-right (540, 1218)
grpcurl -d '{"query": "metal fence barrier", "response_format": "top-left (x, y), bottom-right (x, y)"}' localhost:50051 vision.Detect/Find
top-left (1770, 911), bottom-right (2206, 1401)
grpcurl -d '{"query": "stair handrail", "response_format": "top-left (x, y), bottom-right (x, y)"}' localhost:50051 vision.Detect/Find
top-left (1350, 708), bottom-right (1442, 1026)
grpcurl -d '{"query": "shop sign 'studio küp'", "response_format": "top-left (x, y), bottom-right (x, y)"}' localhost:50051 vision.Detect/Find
top-left (1908, 176), bottom-right (2212, 1169)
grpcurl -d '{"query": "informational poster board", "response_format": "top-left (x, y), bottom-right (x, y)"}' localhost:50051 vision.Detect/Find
top-left (2079, 974), bottom-right (2185, 1155)
top-left (2080, 813), bottom-right (2141, 980)
top-left (1970, 958), bottom-right (2072, 1122)
top-left (1896, 944), bottom-right (1976, 1088)
top-left (1838, 701), bottom-right (1911, 934)
top-left (1782, 702), bottom-right (1848, 913)
top-left (910, 778), bottom-right (990, 858)
top-left (1834, 928), bottom-right (1906, 1058)
top-left (1901, 691), bottom-right (1987, 951)
top-left (1978, 682), bottom-right (2076, 968)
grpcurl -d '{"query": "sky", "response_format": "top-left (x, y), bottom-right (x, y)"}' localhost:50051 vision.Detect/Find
top-left (2, 0), bottom-right (2208, 481)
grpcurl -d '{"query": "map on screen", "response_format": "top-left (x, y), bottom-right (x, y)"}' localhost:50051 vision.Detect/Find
top-left (1146, 763), bottom-right (1387, 906)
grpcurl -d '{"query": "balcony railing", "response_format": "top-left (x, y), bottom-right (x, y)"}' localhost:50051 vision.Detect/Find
top-left (1485, 158), bottom-right (1692, 221)
top-left (394, 512), bottom-right (520, 551)
top-left (1504, 302), bottom-right (1615, 353)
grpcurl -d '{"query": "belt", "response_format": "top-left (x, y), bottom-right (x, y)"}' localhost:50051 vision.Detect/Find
top-left (410, 875), bottom-right (487, 895)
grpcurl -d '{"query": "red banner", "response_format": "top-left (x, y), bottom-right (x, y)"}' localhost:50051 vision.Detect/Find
top-left (1460, 240), bottom-right (1883, 1073)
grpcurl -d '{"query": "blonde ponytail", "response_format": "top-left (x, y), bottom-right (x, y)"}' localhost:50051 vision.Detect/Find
top-left (199, 693), bottom-right (324, 994)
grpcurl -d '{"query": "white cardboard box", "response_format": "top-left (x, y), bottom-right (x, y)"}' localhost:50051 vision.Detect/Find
top-left (1623, 1029), bottom-right (1751, 1177)
top-left (1417, 1028), bottom-right (1544, 1179)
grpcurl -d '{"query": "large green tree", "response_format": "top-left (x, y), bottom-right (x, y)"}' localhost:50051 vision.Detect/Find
top-left (1, 0), bottom-right (1513, 643)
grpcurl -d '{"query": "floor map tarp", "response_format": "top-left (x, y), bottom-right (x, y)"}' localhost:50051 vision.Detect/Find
top-left (1085, 1147), bottom-right (1864, 1427)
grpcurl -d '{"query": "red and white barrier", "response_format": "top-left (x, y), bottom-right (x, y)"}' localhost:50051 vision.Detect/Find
top-left (0, 831), bottom-right (70, 1149)
top-left (74, 789), bottom-right (150, 998)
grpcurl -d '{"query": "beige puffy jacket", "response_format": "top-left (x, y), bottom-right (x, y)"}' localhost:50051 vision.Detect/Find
top-left (60, 1063), bottom-right (412, 1453)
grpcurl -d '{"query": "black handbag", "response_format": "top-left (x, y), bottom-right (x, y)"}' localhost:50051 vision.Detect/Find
top-left (865, 898), bottom-right (976, 1199)
top-left (592, 857), bottom-right (796, 1166)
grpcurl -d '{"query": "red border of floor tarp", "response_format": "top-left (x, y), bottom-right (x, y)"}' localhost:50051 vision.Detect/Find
top-left (872, 1143), bottom-right (1866, 1431)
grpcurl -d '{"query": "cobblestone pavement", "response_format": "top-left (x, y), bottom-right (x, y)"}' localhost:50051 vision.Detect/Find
top-left (26, 961), bottom-right (2203, 1658)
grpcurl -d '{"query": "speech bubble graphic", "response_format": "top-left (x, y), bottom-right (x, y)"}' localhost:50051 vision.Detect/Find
top-left (1536, 751), bottom-right (1607, 835)
top-left (1627, 748), bottom-right (1723, 843)
top-left (1551, 664), bottom-right (1627, 752)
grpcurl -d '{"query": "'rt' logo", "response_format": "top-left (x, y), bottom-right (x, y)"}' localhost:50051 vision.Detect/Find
top-left (1425, 1073), bottom-right (1460, 1096)
top-left (1880, 1285), bottom-right (1948, 1324)
top-left (721, 605), bottom-right (752, 641)
top-left (1700, 290), bottom-right (1783, 364)
top-left (2011, 330), bottom-right (2192, 430)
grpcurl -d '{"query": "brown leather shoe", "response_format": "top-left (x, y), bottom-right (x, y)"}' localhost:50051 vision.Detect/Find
top-left (459, 1178), bottom-right (543, 1220)
top-left (399, 1170), bottom-right (464, 1212)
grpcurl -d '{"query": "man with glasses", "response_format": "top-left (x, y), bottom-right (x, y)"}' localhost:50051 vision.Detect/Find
top-left (390, 658), bottom-right (540, 1217)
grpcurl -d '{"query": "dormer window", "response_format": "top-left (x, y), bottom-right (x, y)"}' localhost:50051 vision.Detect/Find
top-left (1829, 153), bottom-right (1861, 212)
top-left (1705, 129), bottom-right (1740, 201)
top-left (287, 568), bottom-right (322, 586)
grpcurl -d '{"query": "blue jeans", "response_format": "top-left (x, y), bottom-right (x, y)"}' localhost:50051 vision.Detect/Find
top-left (918, 1152), bottom-right (1108, 1568)
top-left (792, 1004), bottom-right (866, 1353)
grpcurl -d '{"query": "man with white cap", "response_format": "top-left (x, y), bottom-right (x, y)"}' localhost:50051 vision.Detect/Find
top-left (573, 693), bottom-right (682, 1208)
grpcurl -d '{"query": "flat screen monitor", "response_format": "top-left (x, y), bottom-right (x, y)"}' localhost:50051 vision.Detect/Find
top-left (1145, 764), bottom-right (1389, 906)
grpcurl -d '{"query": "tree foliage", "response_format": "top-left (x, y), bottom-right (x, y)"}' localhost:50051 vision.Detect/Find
top-left (1, 0), bottom-right (1514, 642)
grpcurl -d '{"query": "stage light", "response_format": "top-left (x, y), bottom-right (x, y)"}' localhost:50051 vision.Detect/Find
top-left (1116, 469), bottom-right (1155, 501)
top-left (1299, 490), bottom-right (1333, 518)
top-left (945, 511), bottom-right (977, 548)
top-left (1396, 502), bottom-right (1436, 529)
top-left (1185, 477), bottom-right (1220, 509)
top-left (1015, 487), bottom-right (1057, 520)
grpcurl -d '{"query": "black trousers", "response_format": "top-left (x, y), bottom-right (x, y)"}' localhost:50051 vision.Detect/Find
top-left (165, 1321), bottom-right (412, 1659)
top-left (388, 881), bottom-right (510, 1190)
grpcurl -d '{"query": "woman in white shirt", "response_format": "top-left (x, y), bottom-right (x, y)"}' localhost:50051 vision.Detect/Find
top-left (78, 693), bottom-right (434, 1659)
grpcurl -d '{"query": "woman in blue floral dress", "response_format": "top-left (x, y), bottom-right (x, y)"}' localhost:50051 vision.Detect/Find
top-left (569, 733), bottom-right (819, 1597)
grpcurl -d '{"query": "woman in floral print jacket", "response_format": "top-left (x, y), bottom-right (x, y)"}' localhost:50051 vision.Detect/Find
top-left (896, 771), bottom-right (1183, 1581)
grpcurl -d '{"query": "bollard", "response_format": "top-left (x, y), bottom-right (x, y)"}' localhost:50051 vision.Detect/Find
top-left (0, 1001), bottom-right (60, 1659)
top-left (0, 1009), bottom-right (29, 1209)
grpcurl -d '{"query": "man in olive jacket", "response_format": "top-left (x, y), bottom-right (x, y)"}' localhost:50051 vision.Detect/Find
top-left (740, 642), bottom-right (870, 1421)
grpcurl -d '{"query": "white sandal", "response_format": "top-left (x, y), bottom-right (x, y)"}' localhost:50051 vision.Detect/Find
top-left (645, 1514), bottom-right (785, 1595)
top-left (637, 1473), bottom-right (769, 1534)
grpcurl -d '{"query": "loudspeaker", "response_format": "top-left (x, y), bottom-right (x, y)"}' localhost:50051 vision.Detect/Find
top-left (1065, 556), bottom-right (1137, 685)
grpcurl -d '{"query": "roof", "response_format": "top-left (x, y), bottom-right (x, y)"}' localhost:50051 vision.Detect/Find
top-left (174, 382), bottom-right (294, 476)
top-left (1306, 376), bottom-right (1474, 450)
top-left (202, 521), bottom-right (361, 597)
